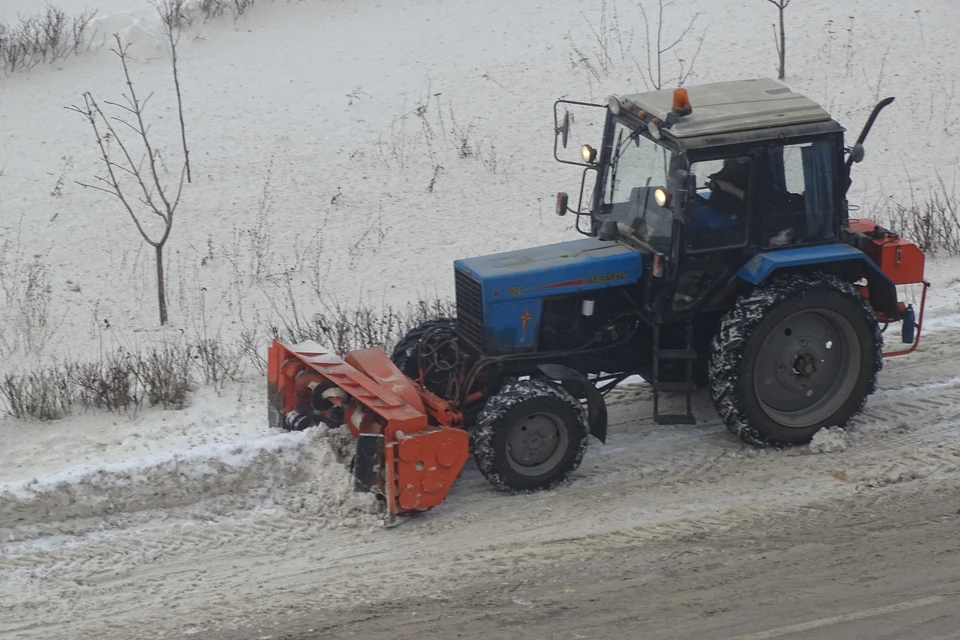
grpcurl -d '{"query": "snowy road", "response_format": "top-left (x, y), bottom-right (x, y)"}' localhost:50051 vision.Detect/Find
top-left (215, 474), bottom-right (960, 640)
top-left (2, 328), bottom-right (960, 639)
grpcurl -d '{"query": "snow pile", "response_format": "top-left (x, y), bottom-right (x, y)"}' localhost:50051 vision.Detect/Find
top-left (90, 12), bottom-right (165, 57)
top-left (809, 427), bottom-right (850, 454)
top-left (0, 425), bottom-right (379, 531)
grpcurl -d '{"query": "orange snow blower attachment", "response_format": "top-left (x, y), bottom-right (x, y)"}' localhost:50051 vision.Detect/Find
top-left (267, 339), bottom-right (469, 516)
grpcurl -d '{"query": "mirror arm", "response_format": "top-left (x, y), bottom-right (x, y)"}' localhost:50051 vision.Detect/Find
top-left (553, 99), bottom-right (608, 167)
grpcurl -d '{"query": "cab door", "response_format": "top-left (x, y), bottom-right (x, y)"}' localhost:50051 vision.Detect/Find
top-left (665, 151), bottom-right (761, 316)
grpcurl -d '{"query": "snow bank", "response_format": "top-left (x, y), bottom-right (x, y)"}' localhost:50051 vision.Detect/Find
top-left (0, 425), bottom-right (379, 530)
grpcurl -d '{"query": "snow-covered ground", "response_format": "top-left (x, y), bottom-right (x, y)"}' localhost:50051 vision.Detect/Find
top-left (2, 0), bottom-right (960, 355)
top-left (2, 0), bottom-right (960, 637)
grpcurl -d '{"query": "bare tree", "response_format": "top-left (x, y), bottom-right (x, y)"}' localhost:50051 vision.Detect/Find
top-left (67, 35), bottom-right (187, 326)
top-left (153, 0), bottom-right (192, 183)
top-left (637, 0), bottom-right (706, 90)
top-left (766, 0), bottom-right (791, 81)
top-left (565, 0), bottom-right (706, 95)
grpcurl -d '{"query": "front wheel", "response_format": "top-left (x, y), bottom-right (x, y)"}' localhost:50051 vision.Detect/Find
top-left (709, 272), bottom-right (882, 446)
top-left (472, 379), bottom-right (589, 492)
top-left (389, 317), bottom-right (457, 395)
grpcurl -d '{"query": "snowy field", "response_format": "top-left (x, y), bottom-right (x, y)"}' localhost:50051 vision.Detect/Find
top-left (2, 0), bottom-right (960, 637)
top-left (2, 0), bottom-right (960, 353)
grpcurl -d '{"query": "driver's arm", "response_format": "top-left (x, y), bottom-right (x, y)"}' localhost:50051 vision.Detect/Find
top-left (712, 179), bottom-right (745, 201)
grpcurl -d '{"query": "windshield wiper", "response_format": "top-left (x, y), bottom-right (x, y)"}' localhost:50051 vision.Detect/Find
top-left (608, 129), bottom-right (624, 202)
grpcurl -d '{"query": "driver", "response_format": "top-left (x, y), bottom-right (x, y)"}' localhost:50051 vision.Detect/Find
top-left (707, 156), bottom-right (750, 213)
top-left (686, 156), bottom-right (750, 247)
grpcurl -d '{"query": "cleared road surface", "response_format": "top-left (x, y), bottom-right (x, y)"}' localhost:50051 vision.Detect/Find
top-left (209, 472), bottom-right (960, 640)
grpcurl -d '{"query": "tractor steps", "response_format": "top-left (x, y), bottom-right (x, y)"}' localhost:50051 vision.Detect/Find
top-left (651, 322), bottom-right (697, 426)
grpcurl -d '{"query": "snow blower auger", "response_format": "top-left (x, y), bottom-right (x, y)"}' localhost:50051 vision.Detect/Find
top-left (267, 339), bottom-right (469, 516)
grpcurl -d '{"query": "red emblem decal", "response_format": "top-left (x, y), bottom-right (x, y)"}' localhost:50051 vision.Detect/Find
top-left (520, 309), bottom-right (532, 338)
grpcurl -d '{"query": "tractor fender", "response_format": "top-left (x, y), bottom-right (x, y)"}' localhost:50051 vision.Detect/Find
top-left (535, 364), bottom-right (608, 443)
top-left (736, 245), bottom-right (898, 317)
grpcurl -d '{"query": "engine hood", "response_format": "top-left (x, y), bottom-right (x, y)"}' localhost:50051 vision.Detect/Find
top-left (454, 237), bottom-right (643, 301)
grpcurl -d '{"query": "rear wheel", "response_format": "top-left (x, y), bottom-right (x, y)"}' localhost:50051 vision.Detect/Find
top-left (472, 379), bottom-right (589, 491)
top-left (709, 272), bottom-right (882, 446)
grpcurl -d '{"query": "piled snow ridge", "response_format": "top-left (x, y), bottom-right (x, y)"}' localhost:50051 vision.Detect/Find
top-left (808, 427), bottom-right (850, 454)
top-left (0, 425), bottom-right (380, 531)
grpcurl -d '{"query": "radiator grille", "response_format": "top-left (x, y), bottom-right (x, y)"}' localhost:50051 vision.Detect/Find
top-left (454, 269), bottom-right (484, 349)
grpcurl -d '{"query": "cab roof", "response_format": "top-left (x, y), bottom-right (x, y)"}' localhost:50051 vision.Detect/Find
top-left (621, 78), bottom-right (838, 142)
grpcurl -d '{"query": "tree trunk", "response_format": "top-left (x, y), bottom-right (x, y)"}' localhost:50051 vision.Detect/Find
top-left (156, 243), bottom-right (168, 325)
top-left (778, 7), bottom-right (786, 80)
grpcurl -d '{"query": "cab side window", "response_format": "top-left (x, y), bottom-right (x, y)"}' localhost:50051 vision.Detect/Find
top-left (685, 157), bottom-right (751, 251)
top-left (762, 140), bottom-right (837, 247)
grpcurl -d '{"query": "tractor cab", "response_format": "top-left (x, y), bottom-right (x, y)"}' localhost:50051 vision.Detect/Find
top-left (555, 78), bottom-right (857, 318)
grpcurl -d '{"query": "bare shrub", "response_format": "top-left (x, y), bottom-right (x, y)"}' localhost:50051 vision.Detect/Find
top-left (72, 350), bottom-right (141, 413)
top-left (191, 335), bottom-right (244, 388)
top-left (567, 0), bottom-right (706, 92)
top-left (134, 340), bottom-right (192, 409)
top-left (567, 0), bottom-right (630, 83)
top-left (0, 238), bottom-right (62, 356)
top-left (217, 159), bottom-right (279, 318)
top-left (447, 105), bottom-right (476, 159)
top-left (245, 157), bottom-right (275, 282)
top-left (154, 0), bottom-right (194, 31)
top-left (17, 256), bottom-right (59, 354)
top-left (884, 179), bottom-right (960, 256)
top-left (270, 276), bottom-right (455, 356)
top-left (0, 226), bottom-right (26, 306)
top-left (478, 141), bottom-right (506, 175)
top-left (238, 321), bottom-right (267, 375)
top-left (197, 0), bottom-right (258, 21)
top-left (377, 108), bottom-right (421, 170)
top-left (0, 4), bottom-right (95, 73)
top-left (0, 366), bottom-right (73, 421)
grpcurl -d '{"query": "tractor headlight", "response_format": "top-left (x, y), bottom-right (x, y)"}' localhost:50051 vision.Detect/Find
top-left (581, 144), bottom-right (597, 163)
top-left (654, 187), bottom-right (670, 208)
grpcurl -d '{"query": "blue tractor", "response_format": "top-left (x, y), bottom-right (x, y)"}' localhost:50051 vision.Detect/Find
top-left (272, 79), bottom-right (929, 510)
top-left (389, 77), bottom-right (929, 493)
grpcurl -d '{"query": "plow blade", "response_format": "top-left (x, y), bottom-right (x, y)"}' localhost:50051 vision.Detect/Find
top-left (267, 339), bottom-right (469, 516)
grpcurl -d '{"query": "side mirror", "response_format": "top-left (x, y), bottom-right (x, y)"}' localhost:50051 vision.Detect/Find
top-left (556, 111), bottom-right (570, 148)
top-left (850, 143), bottom-right (865, 163)
top-left (556, 192), bottom-right (569, 216)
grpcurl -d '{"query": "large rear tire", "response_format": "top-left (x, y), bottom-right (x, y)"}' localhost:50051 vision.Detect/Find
top-left (708, 272), bottom-right (882, 446)
top-left (472, 379), bottom-right (589, 492)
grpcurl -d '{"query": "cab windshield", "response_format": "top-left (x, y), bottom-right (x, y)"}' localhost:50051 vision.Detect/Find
top-left (597, 119), bottom-right (675, 251)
